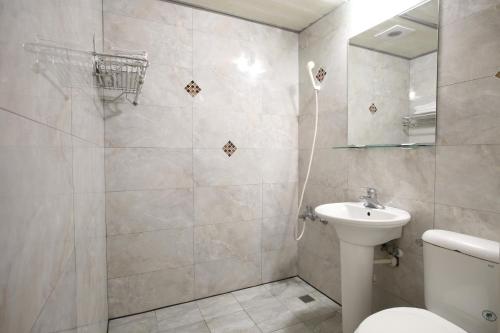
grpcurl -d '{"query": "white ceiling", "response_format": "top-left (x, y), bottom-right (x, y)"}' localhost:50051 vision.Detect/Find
top-left (168, 0), bottom-right (346, 32)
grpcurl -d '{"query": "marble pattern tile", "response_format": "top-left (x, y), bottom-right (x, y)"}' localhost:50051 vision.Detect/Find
top-left (438, 5), bottom-right (500, 85)
top-left (262, 216), bottom-right (296, 251)
top-left (105, 104), bottom-right (193, 148)
top-left (437, 76), bottom-right (500, 145)
top-left (263, 183), bottom-right (298, 218)
top-left (194, 221), bottom-right (261, 263)
top-left (108, 312), bottom-right (158, 333)
top-left (261, 149), bottom-right (298, 184)
top-left (441, 0), bottom-right (500, 27)
top-left (105, 148), bottom-right (193, 191)
top-left (107, 228), bottom-right (193, 278)
top-left (194, 185), bottom-right (262, 225)
top-left (194, 255), bottom-right (262, 299)
top-left (245, 301), bottom-right (300, 332)
top-left (435, 145), bottom-right (500, 213)
top-left (435, 204), bottom-right (500, 242)
top-left (103, 0), bottom-right (193, 28)
top-left (71, 88), bottom-right (104, 146)
top-left (261, 246), bottom-right (298, 283)
top-left (108, 266), bottom-right (194, 318)
top-left (232, 285), bottom-right (281, 310)
top-left (205, 310), bottom-right (260, 333)
top-left (197, 294), bottom-right (243, 321)
top-left (156, 302), bottom-right (204, 332)
top-left (106, 189), bottom-right (194, 236)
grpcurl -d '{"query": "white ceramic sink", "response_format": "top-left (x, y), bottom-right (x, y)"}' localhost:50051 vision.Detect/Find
top-left (315, 202), bottom-right (411, 333)
top-left (315, 202), bottom-right (411, 246)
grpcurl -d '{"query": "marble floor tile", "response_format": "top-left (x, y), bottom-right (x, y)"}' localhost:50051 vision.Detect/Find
top-left (108, 278), bottom-right (341, 333)
top-left (156, 302), bottom-right (204, 331)
top-left (197, 294), bottom-right (243, 321)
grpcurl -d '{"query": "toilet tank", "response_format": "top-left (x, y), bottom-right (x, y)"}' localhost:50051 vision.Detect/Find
top-left (423, 230), bottom-right (499, 333)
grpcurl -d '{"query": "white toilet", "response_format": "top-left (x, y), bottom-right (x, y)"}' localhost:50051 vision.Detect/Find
top-left (356, 230), bottom-right (500, 333)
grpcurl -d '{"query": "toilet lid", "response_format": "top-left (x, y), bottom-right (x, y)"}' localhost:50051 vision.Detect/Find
top-left (356, 307), bottom-right (468, 333)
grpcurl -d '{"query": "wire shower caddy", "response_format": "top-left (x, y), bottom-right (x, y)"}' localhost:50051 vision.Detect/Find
top-left (23, 36), bottom-right (149, 105)
top-left (93, 50), bottom-right (149, 105)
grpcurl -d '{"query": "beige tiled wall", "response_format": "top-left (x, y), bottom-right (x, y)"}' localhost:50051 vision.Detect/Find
top-left (103, 0), bottom-right (299, 318)
top-left (0, 0), bottom-right (107, 332)
top-left (298, 0), bottom-right (500, 309)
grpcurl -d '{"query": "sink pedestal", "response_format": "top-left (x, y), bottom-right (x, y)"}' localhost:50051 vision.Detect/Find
top-left (340, 241), bottom-right (374, 333)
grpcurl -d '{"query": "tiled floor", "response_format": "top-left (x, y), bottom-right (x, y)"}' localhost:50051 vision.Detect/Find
top-left (108, 277), bottom-right (342, 333)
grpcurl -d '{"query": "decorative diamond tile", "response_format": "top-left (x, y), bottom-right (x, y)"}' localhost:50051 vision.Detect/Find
top-left (496, 71), bottom-right (500, 79)
top-left (185, 80), bottom-right (201, 97)
top-left (315, 68), bottom-right (327, 82)
top-left (222, 141), bottom-right (237, 157)
top-left (369, 103), bottom-right (378, 113)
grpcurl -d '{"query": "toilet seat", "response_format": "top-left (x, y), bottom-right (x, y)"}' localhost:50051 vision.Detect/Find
top-left (355, 307), bottom-right (468, 333)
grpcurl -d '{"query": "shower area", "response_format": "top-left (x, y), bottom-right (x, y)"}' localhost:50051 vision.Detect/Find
top-left (1, 0), bottom-right (301, 331)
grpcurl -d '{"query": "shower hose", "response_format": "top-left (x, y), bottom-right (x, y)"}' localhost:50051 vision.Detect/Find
top-left (295, 88), bottom-right (319, 241)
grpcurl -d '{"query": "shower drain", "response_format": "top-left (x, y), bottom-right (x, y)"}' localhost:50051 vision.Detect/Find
top-left (298, 295), bottom-right (315, 303)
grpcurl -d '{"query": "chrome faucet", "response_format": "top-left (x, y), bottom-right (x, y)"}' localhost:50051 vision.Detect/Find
top-left (360, 187), bottom-right (385, 209)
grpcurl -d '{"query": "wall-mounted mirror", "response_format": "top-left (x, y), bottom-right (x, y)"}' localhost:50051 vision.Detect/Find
top-left (347, 0), bottom-right (439, 147)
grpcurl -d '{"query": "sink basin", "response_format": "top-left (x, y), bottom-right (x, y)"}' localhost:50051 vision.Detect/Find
top-left (315, 202), bottom-right (411, 333)
top-left (315, 202), bottom-right (411, 246)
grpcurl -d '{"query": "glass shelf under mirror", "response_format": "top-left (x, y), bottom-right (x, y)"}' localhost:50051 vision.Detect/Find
top-left (331, 143), bottom-right (435, 149)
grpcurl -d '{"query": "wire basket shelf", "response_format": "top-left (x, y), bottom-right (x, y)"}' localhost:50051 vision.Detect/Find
top-left (94, 52), bottom-right (149, 105)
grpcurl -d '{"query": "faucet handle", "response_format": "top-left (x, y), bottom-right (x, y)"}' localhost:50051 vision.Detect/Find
top-left (361, 187), bottom-right (377, 197)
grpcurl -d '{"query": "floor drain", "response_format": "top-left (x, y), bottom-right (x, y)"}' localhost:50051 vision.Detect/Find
top-left (298, 295), bottom-right (315, 303)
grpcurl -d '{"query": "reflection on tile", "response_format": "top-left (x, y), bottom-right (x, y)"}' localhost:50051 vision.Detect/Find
top-left (108, 312), bottom-right (158, 333)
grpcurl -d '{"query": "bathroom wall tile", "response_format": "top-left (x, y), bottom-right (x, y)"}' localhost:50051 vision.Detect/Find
top-left (103, 0), bottom-right (193, 28)
top-left (194, 221), bottom-right (261, 263)
top-left (373, 251), bottom-right (425, 307)
top-left (261, 84), bottom-right (299, 117)
top-left (76, 237), bottom-right (108, 328)
top-left (140, 64), bottom-right (194, 108)
top-left (193, 107), bottom-right (262, 149)
top-left (299, 218), bottom-right (340, 263)
top-left (73, 138), bottom-right (105, 194)
top-left (261, 114), bottom-right (298, 149)
top-left (435, 145), bottom-right (500, 213)
top-left (105, 103), bottom-right (192, 148)
top-left (262, 246), bottom-right (298, 283)
top-left (263, 183), bottom-right (298, 218)
top-left (193, 149), bottom-right (261, 186)
top-left (372, 287), bottom-right (411, 313)
top-left (301, 183), bottom-right (347, 210)
top-left (261, 149), bottom-right (298, 184)
top-left (0, 111), bottom-right (73, 197)
top-left (106, 189), bottom-right (194, 235)
top-left (438, 5), bottom-right (500, 85)
top-left (194, 255), bottom-right (262, 298)
top-left (298, 250), bottom-right (341, 302)
top-left (194, 185), bottom-right (262, 225)
top-left (348, 147), bottom-right (435, 203)
top-left (105, 148), bottom-right (193, 191)
top-left (262, 215), bottom-right (297, 251)
top-left (104, 12), bottom-right (192, 68)
top-left (300, 149), bottom-right (349, 188)
top-left (299, 111), bottom-right (347, 149)
top-left (108, 266), bottom-right (194, 318)
top-left (31, 254), bottom-right (77, 333)
top-left (193, 67), bottom-right (262, 116)
top-left (435, 204), bottom-right (500, 242)
top-left (441, 0), bottom-right (500, 27)
top-left (107, 228), bottom-right (193, 279)
top-left (71, 88), bottom-right (104, 146)
top-left (437, 76), bottom-right (500, 145)
top-left (75, 192), bottom-right (106, 240)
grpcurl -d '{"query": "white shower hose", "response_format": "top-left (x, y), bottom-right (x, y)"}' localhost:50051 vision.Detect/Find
top-left (295, 88), bottom-right (319, 241)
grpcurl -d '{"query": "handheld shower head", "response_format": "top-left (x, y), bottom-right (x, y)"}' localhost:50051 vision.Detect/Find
top-left (307, 61), bottom-right (321, 91)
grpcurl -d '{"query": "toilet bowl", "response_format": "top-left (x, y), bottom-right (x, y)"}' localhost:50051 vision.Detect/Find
top-left (355, 307), bottom-right (467, 333)
top-left (355, 230), bottom-right (500, 333)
